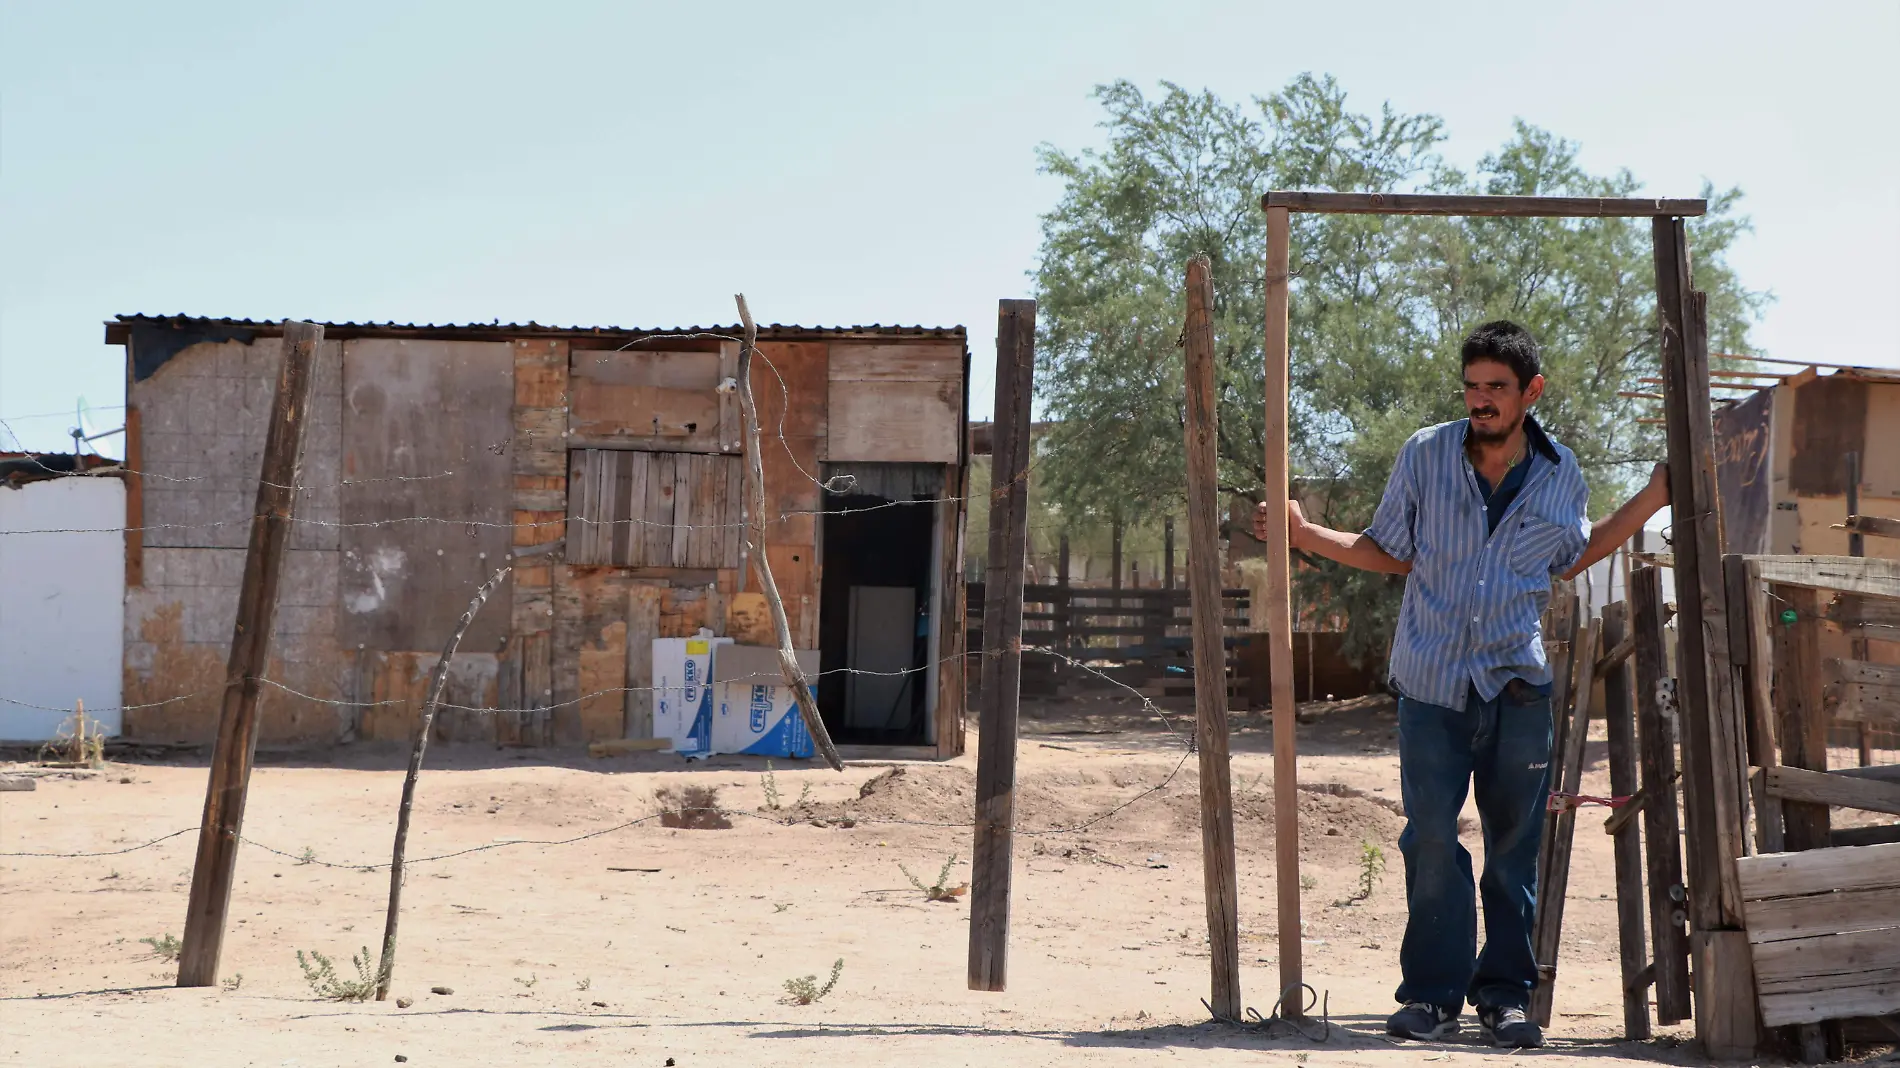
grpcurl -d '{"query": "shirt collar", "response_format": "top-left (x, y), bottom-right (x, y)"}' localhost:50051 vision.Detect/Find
top-left (1462, 411), bottom-right (1563, 465)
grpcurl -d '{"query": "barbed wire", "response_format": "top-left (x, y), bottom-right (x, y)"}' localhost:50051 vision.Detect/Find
top-left (0, 742), bottom-right (1202, 867)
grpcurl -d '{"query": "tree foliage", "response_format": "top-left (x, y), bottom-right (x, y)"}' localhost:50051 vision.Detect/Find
top-left (1033, 75), bottom-right (1766, 659)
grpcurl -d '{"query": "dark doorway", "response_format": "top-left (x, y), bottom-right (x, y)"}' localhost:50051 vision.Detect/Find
top-left (817, 470), bottom-right (938, 746)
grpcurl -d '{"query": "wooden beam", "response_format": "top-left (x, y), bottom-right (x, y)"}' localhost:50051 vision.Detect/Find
top-left (1533, 616), bottom-right (1600, 1028)
top-left (1842, 514), bottom-right (1900, 541)
top-left (1758, 765), bottom-right (1900, 817)
top-left (1182, 255), bottom-right (1241, 1021)
top-left (1262, 204), bottom-right (1304, 1012)
top-left (1833, 824), bottom-right (1900, 848)
top-left (1738, 840), bottom-right (1900, 901)
top-left (1733, 558), bottom-right (1784, 854)
top-left (1825, 593), bottom-right (1900, 631)
top-left (1602, 603), bottom-right (1652, 1040)
top-left (1633, 565), bottom-right (1693, 1023)
top-left (1261, 190), bottom-right (1707, 217)
top-left (968, 298), bottom-right (1035, 992)
top-left (177, 320), bottom-right (323, 987)
top-left (1748, 555), bottom-right (1900, 599)
top-left (1774, 586), bottom-right (1832, 852)
top-left (1654, 217), bottom-right (1752, 940)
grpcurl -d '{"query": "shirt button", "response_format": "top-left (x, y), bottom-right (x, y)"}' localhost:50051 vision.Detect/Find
top-left (1478, 579), bottom-right (1485, 587)
top-left (1472, 616), bottom-right (1479, 623)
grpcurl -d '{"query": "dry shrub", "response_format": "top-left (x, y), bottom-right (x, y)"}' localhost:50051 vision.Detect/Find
top-left (656, 785), bottom-right (731, 830)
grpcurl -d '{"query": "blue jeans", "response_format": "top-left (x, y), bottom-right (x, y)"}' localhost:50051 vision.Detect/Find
top-left (1395, 682), bottom-right (1552, 1014)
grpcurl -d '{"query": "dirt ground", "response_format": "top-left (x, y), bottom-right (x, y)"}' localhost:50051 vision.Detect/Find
top-left (3, 695), bottom-right (1878, 1067)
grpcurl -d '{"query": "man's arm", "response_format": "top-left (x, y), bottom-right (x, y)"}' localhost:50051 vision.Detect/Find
top-left (1558, 463), bottom-right (1670, 581)
top-left (1253, 500), bottom-right (1414, 575)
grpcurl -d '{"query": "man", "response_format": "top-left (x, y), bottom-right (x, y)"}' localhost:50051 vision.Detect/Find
top-left (1254, 320), bottom-right (1669, 1049)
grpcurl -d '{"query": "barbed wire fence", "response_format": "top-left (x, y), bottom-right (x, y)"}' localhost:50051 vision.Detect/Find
top-left (0, 318), bottom-right (1354, 1036)
top-left (0, 324), bottom-right (1246, 848)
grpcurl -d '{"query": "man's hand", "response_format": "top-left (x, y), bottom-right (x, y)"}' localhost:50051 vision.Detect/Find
top-left (1647, 462), bottom-right (1671, 500)
top-left (1253, 499), bottom-right (1309, 550)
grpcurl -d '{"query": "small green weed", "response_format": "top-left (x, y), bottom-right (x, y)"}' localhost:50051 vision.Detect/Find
top-left (1334, 841), bottom-right (1387, 907)
top-left (515, 973), bottom-right (539, 991)
top-left (899, 853), bottom-right (966, 903)
top-left (762, 760), bottom-right (783, 810)
top-left (782, 959), bottom-right (843, 1005)
top-left (221, 973), bottom-right (244, 991)
top-left (295, 947), bottom-right (386, 1001)
top-left (140, 934), bottom-right (182, 961)
top-left (297, 846), bottom-right (317, 866)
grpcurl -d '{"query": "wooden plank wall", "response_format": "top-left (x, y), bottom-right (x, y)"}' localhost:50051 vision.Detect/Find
top-left (565, 450), bottom-right (743, 569)
top-left (1738, 841), bottom-right (1900, 1027)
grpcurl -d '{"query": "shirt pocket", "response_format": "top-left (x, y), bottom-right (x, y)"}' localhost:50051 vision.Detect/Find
top-left (1507, 513), bottom-right (1571, 578)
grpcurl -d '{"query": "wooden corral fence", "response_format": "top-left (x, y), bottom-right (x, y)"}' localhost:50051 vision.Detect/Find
top-left (1732, 553), bottom-right (1900, 1059)
top-left (964, 581), bottom-right (1251, 698)
top-left (1535, 552), bottom-right (1900, 1060)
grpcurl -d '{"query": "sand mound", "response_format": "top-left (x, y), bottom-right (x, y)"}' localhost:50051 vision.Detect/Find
top-left (799, 762), bottom-right (1406, 858)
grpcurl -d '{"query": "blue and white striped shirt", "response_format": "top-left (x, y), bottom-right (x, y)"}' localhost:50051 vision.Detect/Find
top-left (1363, 415), bottom-right (1591, 711)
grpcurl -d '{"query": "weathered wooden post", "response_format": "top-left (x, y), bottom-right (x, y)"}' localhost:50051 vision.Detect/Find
top-left (1631, 565), bottom-right (1692, 1023)
top-left (1653, 216), bottom-right (1757, 1057)
top-left (178, 320), bottom-right (322, 987)
top-left (1261, 204), bottom-right (1304, 1011)
top-left (968, 299), bottom-right (1035, 992)
top-left (1601, 601), bottom-right (1651, 1039)
top-left (1181, 255), bottom-right (1242, 1019)
top-left (375, 565), bottom-right (510, 1000)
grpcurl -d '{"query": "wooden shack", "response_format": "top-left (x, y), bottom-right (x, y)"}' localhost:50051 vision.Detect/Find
top-left (107, 315), bottom-right (970, 757)
top-left (1715, 363), bottom-right (1900, 675)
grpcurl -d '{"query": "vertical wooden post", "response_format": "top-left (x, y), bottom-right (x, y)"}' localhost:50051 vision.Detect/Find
top-left (1055, 532), bottom-right (1071, 656)
top-left (1652, 217), bottom-right (1751, 933)
top-left (1602, 602), bottom-right (1652, 1040)
top-left (1846, 451), bottom-right (1872, 767)
top-left (1532, 616), bottom-right (1601, 1027)
top-left (1164, 515), bottom-right (1176, 591)
top-left (1110, 516), bottom-right (1124, 650)
top-left (1631, 565), bottom-right (1692, 1023)
top-left (375, 565), bottom-right (510, 1000)
top-left (1182, 255), bottom-right (1242, 1020)
top-left (1262, 204), bottom-right (1303, 1010)
top-left (1728, 556), bottom-right (1782, 853)
top-left (177, 320), bottom-right (323, 987)
top-left (1774, 584), bottom-right (1831, 851)
top-left (968, 298), bottom-right (1035, 992)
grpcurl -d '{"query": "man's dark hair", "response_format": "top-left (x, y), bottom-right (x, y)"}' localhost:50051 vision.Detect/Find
top-left (1460, 320), bottom-right (1541, 389)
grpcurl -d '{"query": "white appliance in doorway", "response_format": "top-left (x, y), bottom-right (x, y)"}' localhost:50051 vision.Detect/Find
top-left (844, 585), bottom-right (916, 732)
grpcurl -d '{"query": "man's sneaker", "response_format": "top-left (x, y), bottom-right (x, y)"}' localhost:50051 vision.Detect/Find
top-left (1386, 1002), bottom-right (1459, 1040)
top-left (1478, 1005), bottom-right (1544, 1048)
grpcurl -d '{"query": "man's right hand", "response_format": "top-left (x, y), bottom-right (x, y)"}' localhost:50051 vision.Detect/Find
top-left (1253, 499), bottom-right (1308, 550)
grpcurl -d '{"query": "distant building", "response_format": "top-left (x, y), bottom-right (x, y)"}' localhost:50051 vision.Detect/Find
top-left (106, 315), bottom-right (971, 756)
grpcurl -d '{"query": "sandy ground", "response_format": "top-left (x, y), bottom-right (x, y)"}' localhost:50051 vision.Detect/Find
top-left (2, 695), bottom-right (1866, 1067)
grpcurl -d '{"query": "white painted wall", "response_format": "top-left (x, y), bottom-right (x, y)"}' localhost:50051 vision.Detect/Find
top-left (0, 477), bottom-right (125, 740)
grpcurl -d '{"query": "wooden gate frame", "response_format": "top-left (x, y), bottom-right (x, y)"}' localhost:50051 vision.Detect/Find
top-left (1259, 192), bottom-right (1758, 1055)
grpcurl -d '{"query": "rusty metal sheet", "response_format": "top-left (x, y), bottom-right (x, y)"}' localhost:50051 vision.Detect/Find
top-left (339, 339), bottom-right (514, 651)
top-left (1788, 375), bottom-right (1868, 496)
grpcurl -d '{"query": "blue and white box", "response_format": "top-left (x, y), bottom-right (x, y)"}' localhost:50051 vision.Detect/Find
top-left (711, 644), bottom-right (819, 759)
top-left (653, 632), bottom-right (732, 759)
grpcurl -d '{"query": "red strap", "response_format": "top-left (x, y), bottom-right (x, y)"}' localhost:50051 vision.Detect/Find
top-left (1546, 791), bottom-right (1632, 813)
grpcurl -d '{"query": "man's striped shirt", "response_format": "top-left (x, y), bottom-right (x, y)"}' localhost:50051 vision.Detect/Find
top-left (1363, 414), bottom-right (1590, 711)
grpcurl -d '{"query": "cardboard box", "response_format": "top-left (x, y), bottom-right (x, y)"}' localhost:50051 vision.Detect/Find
top-left (652, 632), bottom-right (732, 759)
top-left (711, 644), bottom-right (819, 758)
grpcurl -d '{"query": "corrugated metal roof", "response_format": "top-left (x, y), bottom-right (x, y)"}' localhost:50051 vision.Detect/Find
top-left (104, 314), bottom-right (966, 346)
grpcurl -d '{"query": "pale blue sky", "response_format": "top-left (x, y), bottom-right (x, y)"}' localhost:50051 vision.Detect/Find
top-left (3, 0), bottom-right (1896, 453)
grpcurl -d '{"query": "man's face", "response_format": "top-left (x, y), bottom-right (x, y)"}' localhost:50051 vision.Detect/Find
top-left (1462, 359), bottom-right (1544, 444)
